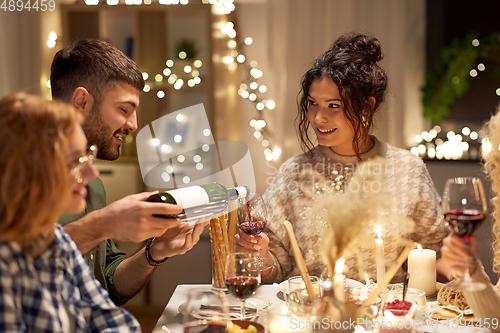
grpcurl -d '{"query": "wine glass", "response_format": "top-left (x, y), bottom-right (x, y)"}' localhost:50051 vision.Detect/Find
top-left (442, 177), bottom-right (488, 291)
top-left (182, 287), bottom-right (229, 333)
top-left (224, 252), bottom-right (261, 319)
top-left (237, 192), bottom-right (267, 236)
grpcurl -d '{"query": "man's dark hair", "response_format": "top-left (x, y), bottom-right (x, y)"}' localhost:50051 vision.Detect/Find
top-left (50, 39), bottom-right (145, 103)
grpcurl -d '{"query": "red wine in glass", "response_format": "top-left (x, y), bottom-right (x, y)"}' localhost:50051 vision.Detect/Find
top-left (239, 221), bottom-right (266, 235)
top-left (238, 193), bottom-right (267, 236)
top-left (443, 209), bottom-right (487, 238)
top-left (225, 276), bottom-right (260, 299)
top-left (442, 177), bottom-right (488, 291)
top-left (224, 253), bottom-right (261, 319)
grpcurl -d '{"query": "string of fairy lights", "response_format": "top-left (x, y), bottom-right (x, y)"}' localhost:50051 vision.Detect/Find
top-left (412, 38), bottom-right (499, 161)
top-left (49, 3), bottom-right (498, 162)
top-left (45, 0), bottom-right (279, 161)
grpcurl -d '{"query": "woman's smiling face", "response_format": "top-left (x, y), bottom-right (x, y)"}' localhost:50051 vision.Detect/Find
top-left (306, 77), bottom-right (356, 155)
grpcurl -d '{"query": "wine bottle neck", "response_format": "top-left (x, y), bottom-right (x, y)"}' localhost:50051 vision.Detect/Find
top-left (228, 186), bottom-right (250, 199)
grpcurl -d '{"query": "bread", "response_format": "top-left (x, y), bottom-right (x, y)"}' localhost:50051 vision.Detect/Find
top-left (437, 284), bottom-right (470, 310)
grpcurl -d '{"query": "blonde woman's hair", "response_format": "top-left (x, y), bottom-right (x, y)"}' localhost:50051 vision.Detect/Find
top-left (484, 109), bottom-right (500, 274)
top-left (0, 93), bottom-right (82, 256)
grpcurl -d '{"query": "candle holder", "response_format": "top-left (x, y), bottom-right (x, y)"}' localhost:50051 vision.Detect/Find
top-left (346, 287), bottom-right (382, 330)
top-left (267, 306), bottom-right (312, 333)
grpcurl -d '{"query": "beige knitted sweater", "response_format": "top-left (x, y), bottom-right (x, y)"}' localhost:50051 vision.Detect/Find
top-left (262, 136), bottom-right (447, 284)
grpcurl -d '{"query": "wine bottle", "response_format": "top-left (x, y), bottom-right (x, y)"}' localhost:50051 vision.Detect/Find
top-left (146, 184), bottom-right (250, 222)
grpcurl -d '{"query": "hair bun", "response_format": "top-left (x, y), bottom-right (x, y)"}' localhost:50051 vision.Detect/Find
top-left (331, 33), bottom-right (383, 62)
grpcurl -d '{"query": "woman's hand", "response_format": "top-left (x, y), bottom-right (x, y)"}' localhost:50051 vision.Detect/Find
top-left (235, 230), bottom-right (269, 258)
top-left (441, 234), bottom-right (479, 277)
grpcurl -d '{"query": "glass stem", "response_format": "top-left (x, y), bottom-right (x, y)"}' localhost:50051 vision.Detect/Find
top-left (463, 266), bottom-right (472, 284)
top-left (241, 299), bottom-right (246, 319)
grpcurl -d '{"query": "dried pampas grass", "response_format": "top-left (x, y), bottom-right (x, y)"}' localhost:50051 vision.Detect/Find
top-left (300, 157), bottom-right (416, 277)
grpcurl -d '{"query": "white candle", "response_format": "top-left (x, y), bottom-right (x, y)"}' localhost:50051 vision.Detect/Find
top-left (268, 306), bottom-right (312, 333)
top-left (375, 226), bottom-right (385, 283)
top-left (334, 258), bottom-right (345, 302)
top-left (408, 244), bottom-right (436, 295)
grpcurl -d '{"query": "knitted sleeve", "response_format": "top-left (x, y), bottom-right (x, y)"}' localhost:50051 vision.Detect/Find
top-left (463, 264), bottom-right (500, 321)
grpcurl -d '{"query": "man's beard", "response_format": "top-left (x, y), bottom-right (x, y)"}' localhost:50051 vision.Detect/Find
top-left (82, 104), bottom-right (121, 161)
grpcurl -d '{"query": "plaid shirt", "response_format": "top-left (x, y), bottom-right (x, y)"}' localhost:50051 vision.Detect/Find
top-left (0, 225), bottom-right (141, 332)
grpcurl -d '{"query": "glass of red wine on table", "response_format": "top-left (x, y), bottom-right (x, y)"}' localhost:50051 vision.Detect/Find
top-left (442, 176), bottom-right (488, 291)
top-left (224, 252), bottom-right (262, 320)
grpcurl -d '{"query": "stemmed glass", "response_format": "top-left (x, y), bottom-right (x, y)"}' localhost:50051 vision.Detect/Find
top-left (442, 177), bottom-right (488, 291)
top-left (182, 287), bottom-right (229, 333)
top-left (237, 193), bottom-right (273, 272)
top-left (237, 192), bottom-right (267, 236)
top-left (224, 252), bottom-right (261, 319)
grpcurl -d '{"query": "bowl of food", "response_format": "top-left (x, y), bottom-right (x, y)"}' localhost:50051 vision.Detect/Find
top-left (386, 288), bottom-right (426, 311)
top-left (229, 320), bottom-right (264, 333)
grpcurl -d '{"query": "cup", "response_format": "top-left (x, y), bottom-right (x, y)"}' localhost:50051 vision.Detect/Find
top-left (287, 288), bottom-right (315, 316)
top-left (287, 276), bottom-right (320, 294)
top-left (267, 306), bottom-right (312, 333)
top-left (345, 287), bottom-right (382, 329)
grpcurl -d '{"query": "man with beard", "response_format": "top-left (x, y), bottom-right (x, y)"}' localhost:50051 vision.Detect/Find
top-left (50, 39), bottom-right (208, 305)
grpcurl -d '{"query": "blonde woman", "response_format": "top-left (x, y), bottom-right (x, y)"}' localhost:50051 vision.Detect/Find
top-left (0, 93), bottom-right (141, 331)
top-left (441, 110), bottom-right (500, 320)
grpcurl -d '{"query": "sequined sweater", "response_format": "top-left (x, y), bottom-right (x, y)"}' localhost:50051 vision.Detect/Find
top-left (262, 136), bottom-right (447, 284)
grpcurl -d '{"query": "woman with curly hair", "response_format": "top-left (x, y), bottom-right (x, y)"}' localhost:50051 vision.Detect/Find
top-left (236, 33), bottom-right (451, 284)
top-left (442, 111), bottom-right (500, 319)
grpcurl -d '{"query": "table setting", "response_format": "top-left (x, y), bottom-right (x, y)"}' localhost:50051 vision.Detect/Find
top-left (152, 164), bottom-right (496, 333)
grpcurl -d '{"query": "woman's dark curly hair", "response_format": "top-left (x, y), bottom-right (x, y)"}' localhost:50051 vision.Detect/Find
top-left (296, 33), bottom-right (388, 160)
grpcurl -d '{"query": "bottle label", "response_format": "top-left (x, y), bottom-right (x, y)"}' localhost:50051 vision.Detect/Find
top-left (168, 186), bottom-right (210, 208)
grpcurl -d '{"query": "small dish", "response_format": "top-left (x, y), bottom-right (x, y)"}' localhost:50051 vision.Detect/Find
top-left (278, 277), bottom-right (363, 295)
top-left (178, 299), bottom-right (266, 320)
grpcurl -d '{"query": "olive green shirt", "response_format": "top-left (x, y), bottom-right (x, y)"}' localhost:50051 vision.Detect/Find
top-left (58, 178), bottom-right (130, 305)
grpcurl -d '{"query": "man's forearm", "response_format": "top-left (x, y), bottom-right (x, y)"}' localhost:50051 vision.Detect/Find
top-left (63, 210), bottom-right (111, 254)
top-left (112, 248), bottom-right (157, 299)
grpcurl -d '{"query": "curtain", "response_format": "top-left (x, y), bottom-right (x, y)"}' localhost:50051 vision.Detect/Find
top-left (0, 12), bottom-right (42, 97)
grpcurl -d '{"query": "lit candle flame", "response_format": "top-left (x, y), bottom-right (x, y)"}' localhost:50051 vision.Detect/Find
top-left (375, 225), bottom-right (382, 239)
top-left (335, 258), bottom-right (345, 274)
top-left (417, 244), bottom-right (422, 251)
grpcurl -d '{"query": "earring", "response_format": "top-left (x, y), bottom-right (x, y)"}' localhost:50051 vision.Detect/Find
top-left (361, 115), bottom-right (369, 128)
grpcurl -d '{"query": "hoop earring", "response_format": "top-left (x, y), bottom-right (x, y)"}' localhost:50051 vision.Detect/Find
top-left (361, 115), bottom-right (369, 128)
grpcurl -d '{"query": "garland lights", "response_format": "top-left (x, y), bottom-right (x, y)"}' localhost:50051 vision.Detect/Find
top-left (412, 37), bottom-right (500, 160)
top-left (68, 0), bottom-right (280, 161)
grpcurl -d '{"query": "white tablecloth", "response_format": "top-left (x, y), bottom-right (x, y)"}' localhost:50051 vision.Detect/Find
top-left (151, 284), bottom-right (493, 333)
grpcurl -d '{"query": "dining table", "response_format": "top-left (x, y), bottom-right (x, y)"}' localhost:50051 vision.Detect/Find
top-left (152, 284), bottom-right (285, 333)
top-left (152, 284), bottom-right (494, 333)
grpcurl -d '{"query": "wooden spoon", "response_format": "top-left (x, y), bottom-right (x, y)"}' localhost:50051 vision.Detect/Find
top-left (283, 220), bottom-right (316, 298)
